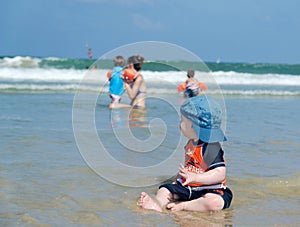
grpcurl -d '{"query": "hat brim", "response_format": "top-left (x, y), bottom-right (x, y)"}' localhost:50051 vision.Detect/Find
top-left (192, 123), bottom-right (227, 143)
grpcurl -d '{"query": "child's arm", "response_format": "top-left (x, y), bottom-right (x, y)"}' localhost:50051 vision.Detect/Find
top-left (178, 164), bottom-right (226, 186)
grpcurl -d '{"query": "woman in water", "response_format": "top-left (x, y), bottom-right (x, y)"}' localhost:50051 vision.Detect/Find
top-left (123, 55), bottom-right (147, 108)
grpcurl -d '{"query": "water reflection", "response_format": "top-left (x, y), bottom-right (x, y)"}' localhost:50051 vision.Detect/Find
top-left (110, 107), bottom-right (147, 129)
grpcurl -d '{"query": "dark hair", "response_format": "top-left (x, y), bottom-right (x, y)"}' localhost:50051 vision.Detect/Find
top-left (187, 70), bottom-right (195, 78)
top-left (128, 55), bottom-right (144, 71)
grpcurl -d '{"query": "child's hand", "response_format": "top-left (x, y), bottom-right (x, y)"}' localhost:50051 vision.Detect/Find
top-left (179, 164), bottom-right (198, 186)
top-left (124, 82), bottom-right (129, 90)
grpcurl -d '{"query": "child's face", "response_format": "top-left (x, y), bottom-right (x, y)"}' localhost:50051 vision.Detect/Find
top-left (180, 115), bottom-right (198, 139)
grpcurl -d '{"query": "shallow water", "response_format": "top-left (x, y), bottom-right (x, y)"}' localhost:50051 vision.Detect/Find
top-left (0, 92), bottom-right (300, 226)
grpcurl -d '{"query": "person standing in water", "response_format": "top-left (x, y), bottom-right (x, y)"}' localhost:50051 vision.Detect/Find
top-left (107, 56), bottom-right (131, 109)
top-left (123, 55), bottom-right (147, 108)
top-left (178, 70), bottom-right (208, 98)
top-left (88, 48), bottom-right (93, 60)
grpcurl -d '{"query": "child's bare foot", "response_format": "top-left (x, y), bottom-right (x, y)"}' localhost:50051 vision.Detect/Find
top-left (167, 202), bottom-right (185, 211)
top-left (137, 192), bottom-right (162, 212)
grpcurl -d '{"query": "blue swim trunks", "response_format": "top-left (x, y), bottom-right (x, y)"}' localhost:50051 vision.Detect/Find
top-left (159, 181), bottom-right (233, 209)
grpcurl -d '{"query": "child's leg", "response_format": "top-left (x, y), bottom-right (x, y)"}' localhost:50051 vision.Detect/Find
top-left (138, 187), bottom-right (172, 212)
top-left (167, 193), bottom-right (224, 212)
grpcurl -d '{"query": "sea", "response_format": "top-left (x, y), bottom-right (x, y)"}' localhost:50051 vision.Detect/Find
top-left (0, 56), bottom-right (299, 226)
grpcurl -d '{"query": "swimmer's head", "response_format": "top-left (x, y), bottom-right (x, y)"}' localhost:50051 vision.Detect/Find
top-left (187, 70), bottom-right (195, 78)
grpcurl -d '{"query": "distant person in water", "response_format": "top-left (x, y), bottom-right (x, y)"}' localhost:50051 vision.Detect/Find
top-left (184, 70), bottom-right (200, 98)
top-left (107, 56), bottom-right (130, 109)
top-left (88, 48), bottom-right (93, 60)
top-left (177, 70), bottom-right (208, 98)
top-left (123, 55), bottom-right (147, 108)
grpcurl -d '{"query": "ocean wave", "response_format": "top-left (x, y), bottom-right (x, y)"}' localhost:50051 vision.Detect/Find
top-left (2, 56), bottom-right (300, 75)
top-left (213, 89), bottom-right (300, 96)
top-left (0, 56), bottom-right (41, 68)
top-left (0, 56), bottom-right (95, 70)
top-left (44, 57), bottom-right (68, 61)
top-left (210, 71), bottom-right (300, 86)
top-left (0, 82), bottom-right (299, 96)
top-left (0, 83), bottom-right (81, 92)
top-left (1, 67), bottom-right (300, 86)
top-left (1, 59), bottom-right (300, 96)
top-left (0, 68), bottom-right (86, 82)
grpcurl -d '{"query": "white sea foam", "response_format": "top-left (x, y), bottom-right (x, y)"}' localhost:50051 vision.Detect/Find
top-left (2, 68), bottom-right (299, 85)
top-left (0, 68), bottom-right (86, 82)
top-left (0, 65), bottom-right (300, 95)
top-left (210, 71), bottom-right (300, 86)
top-left (0, 56), bottom-right (41, 68)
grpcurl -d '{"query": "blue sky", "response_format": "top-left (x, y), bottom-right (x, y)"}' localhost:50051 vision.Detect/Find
top-left (1, 0), bottom-right (299, 63)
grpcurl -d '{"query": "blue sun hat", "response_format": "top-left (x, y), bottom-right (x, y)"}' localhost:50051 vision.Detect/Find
top-left (180, 95), bottom-right (227, 143)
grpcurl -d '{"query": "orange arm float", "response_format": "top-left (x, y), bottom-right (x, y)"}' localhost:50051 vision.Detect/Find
top-left (123, 68), bottom-right (136, 82)
top-left (177, 83), bottom-right (186, 92)
top-left (198, 82), bottom-right (208, 91)
top-left (106, 70), bottom-right (112, 80)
